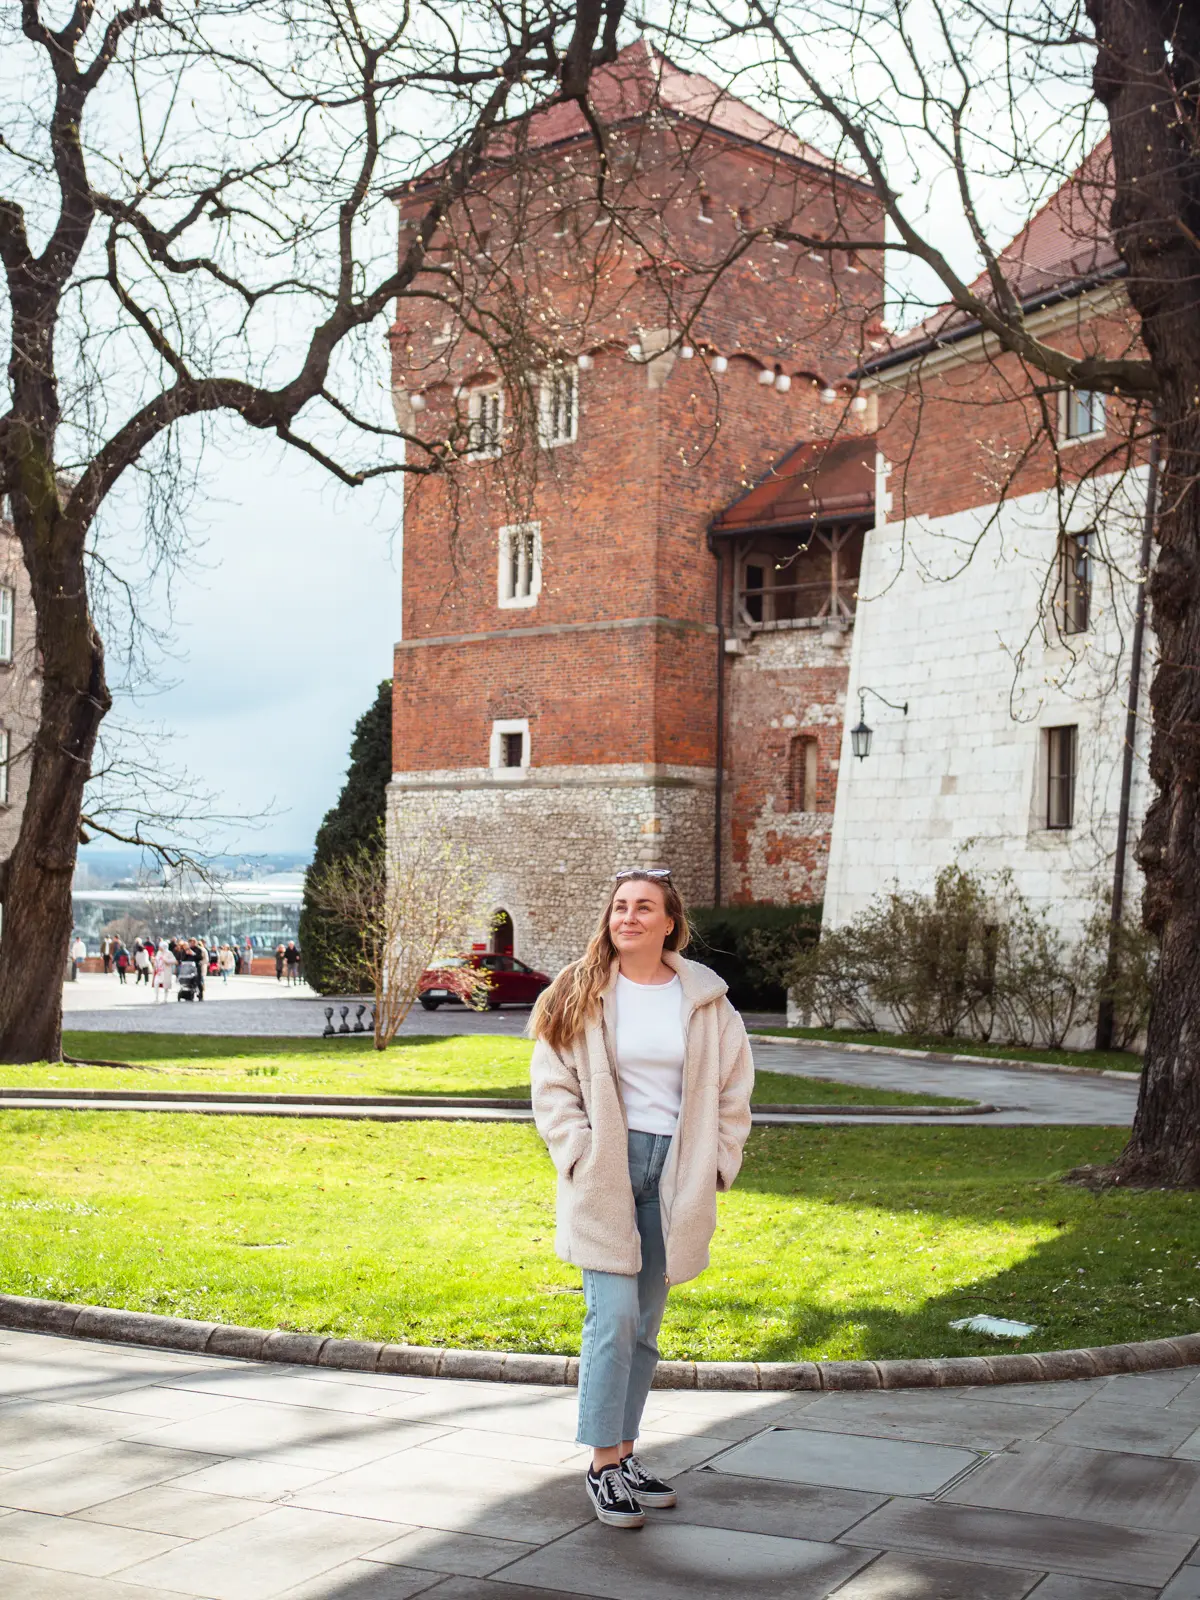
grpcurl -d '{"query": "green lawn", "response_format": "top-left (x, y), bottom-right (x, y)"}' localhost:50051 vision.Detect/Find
top-left (753, 1025), bottom-right (1141, 1075)
top-left (15, 1033), bottom-right (968, 1107)
top-left (0, 1113), bottom-right (1190, 1361)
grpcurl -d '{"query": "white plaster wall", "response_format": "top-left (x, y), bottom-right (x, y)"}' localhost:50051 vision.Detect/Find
top-left (824, 466), bottom-right (1154, 934)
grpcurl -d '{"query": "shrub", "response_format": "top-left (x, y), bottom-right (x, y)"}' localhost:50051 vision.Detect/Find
top-left (781, 867), bottom-right (1156, 1051)
top-left (686, 904), bottom-right (821, 1010)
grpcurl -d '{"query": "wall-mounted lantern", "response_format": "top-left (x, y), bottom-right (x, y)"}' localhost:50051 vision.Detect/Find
top-left (851, 686), bottom-right (909, 760)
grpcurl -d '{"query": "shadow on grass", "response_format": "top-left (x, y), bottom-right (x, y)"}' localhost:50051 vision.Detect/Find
top-left (695, 1124), bottom-right (1200, 1363)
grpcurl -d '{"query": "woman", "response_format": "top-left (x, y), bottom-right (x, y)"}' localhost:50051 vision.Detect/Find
top-left (530, 868), bottom-right (754, 1530)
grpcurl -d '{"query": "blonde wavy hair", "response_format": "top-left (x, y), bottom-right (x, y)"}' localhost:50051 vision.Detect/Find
top-left (530, 873), bottom-right (689, 1053)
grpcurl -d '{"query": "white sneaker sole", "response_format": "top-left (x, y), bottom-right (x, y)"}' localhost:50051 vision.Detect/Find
top-left (586, 1483), bottom-right (645, 1528)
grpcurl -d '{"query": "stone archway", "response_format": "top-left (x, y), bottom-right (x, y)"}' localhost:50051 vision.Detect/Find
top-left (491, 909), bottom-right (514, 955)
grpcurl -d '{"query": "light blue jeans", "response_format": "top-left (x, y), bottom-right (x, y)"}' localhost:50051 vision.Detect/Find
top-left (576, 1130), bottom-right (672, 1448)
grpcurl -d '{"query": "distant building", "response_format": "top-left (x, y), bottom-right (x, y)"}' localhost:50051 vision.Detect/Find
top-left (0, 513), bottom-right (39, 873)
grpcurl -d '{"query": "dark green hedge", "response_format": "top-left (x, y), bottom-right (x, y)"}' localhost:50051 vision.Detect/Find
top-left (685, 903), bottom-right (822, 1012)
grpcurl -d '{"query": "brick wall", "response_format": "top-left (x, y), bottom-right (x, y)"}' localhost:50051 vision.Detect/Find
top-left (390, 119), bottom-right (883, 967)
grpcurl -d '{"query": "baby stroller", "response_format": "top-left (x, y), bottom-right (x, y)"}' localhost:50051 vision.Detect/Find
top-left (176, 956), bottom-right (200, 1001)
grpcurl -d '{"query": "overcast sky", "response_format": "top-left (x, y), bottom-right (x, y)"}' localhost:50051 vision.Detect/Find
top-left (94, 432), bottom-right (405, 861)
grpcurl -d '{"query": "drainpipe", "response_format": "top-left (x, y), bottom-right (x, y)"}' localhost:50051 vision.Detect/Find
top-left (712, 538), bottom-right (725, 908)
top-left (1095, 422), bottom-right (1160, 1050)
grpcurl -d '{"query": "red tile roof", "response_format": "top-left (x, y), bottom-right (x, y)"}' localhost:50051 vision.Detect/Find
top-left (516, 38), bottom-right (842, 172)
top-left (711, 435), bottom-right (877, 535)
top-left (869, 139), bottom-right (1119, 367)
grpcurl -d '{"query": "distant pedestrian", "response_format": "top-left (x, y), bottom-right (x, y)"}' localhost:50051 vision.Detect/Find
top-left (218, 944), bottom-right (235, 984)
top-left (101, 936), bottom-right (113, 975)
top-left (133, 941), bottom-right (151, 986)
top-left (153, 943), bottom-right (176, 1002)
top-left (114, 943), bottom-right (130, 985)
top-left (285, 941), bottom-right (301, 986)
top-left (70, 935), bottom-right (86, 980)
top-left (275, 944), bottom-right (285, 982)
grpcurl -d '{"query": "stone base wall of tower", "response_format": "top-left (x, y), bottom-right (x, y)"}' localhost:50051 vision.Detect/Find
top-left (723, 621), bottom-right (851, 904)
top-left (387, 764), bottom-right (716, 977)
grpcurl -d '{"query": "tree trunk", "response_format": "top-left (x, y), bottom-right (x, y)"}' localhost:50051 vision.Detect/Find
top-left (0, 489), bottom-right (110, 1064)
top-left (1087, 0), bottom-right (1200, 1184)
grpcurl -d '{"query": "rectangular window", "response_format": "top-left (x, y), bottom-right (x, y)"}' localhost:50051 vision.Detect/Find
top-left (498, 522), bottom-right (541, 609)
top-left (489, 719), bottom-right (529, 771)
top-left (0, 585), bottom-right (12, 663)
top-left (742, 563), bottom-right (766, 625)
top-left (0, 728), bottom-right (8, 806)
top-left (538, 367), bottom-right (577, 448)
top-left (1061, 388), bottom-right (1106, 442)
top-left (1059, 530), bottom-right (1093, 634)
top-left (789, 736), bottom-right (819, 812)
top-left (1046, 725), bottom-right (1078, 829)
top-left (467, 388), bottom-right (503, 457)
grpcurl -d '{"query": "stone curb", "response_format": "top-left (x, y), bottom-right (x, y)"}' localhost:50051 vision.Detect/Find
top-left (751, 1033), bottom-right (1141, 1083)
top-left (3, 1293), bottom-right (1196, 1392)
top-left (0, 1090), bottom-right (997, 1122)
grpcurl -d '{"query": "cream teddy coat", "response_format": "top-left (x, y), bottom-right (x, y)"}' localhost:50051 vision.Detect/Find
top-left (530, 952), bottom-right (755, 1285)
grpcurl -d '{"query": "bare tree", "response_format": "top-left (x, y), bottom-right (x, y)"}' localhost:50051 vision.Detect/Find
top-left (0, 0), bottom-right (635, 1062)
top-left (304, 825), bottom-right (487, 1048)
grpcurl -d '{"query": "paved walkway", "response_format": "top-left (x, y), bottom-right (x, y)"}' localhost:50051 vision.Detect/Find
top-left (2, 1327), bottom-right (1198, 1599)
top-left (56, 978), bottom-right (1138, 1126)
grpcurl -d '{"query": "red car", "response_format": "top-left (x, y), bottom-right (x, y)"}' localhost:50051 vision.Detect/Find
top-left (418, 952), bottom-right (552, 1011)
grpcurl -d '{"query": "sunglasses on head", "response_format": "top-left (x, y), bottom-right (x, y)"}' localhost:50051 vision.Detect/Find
top-left (614, 867), bottom-right (672, 883)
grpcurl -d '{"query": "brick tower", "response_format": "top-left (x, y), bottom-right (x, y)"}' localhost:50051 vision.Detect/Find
top-left (389, 41), bottom-right (882, 972)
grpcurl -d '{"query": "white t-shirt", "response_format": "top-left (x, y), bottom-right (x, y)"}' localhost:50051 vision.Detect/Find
top-left (614, 972), bottom-right (686, 1136)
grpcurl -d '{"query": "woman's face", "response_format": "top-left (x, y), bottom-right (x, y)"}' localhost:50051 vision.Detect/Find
top-left (609, 879), bottom-right (674, 958)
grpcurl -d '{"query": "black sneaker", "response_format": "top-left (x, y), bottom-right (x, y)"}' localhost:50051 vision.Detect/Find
top-left (620, 1453), bottom-right (677, 1508)
top-left (586, 1464), bottom-right (646, 1528)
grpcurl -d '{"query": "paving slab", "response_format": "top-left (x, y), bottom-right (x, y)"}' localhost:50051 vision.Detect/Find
top-left (0, 1507), bottom-right (184, 1577)
top-left (128, 1399), bottom-right (451, 1470)
top-left (410, 1425), bottom-right (584, 1468)
top-left (163, 1367), bottom-right (416, 1415)
top-left (493, 1520), bottom-right (874, 1600)
top-left (365, 1527), bottom-right (539, 1577)
top-left (78, 1383), bottom-right (247, 1421)
top-left (0, 1402), bottom-right (172, 1470)
top-left (709, 1426), bottom-right (981, 1496)
top-left (1043, 1402), bottom-right (1200, 1458)
top-left (673, 1471), bottom-right (884, 1541)
top-left (167, 1454), bottom-right (336, 1500)
top-left (965, 1378), bottom-right (1113, 1410)
top-left (1160, 1571), bottom-right (1200, 1600)
top-left (292, 1447), bottom-right (592, 1543)
top-left (0, 1561), bottom-right (199, 1600)
top-left (1027, 1578), bottom-right (1158, 1600)
top-left (840, 1499), bottom-right (1196, 1587)
top-left (276, 1563), bottom-right (442, 1598)
top-left (789, 1392), bottom-right (1071, 1452)
top-left (0, 1440), bottom-right (220, 1514)
top-left (944, 1439), bottom-right (1200, 1533)
top-left (828, 1550), bottom-right (1042, 1599)
top-left (407, 1579), bottom-right (596, 1600)
top-left (116, 1504), bottom-right (407, 1599)
top-left (76, 1483), bottom-right (270, 1537)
